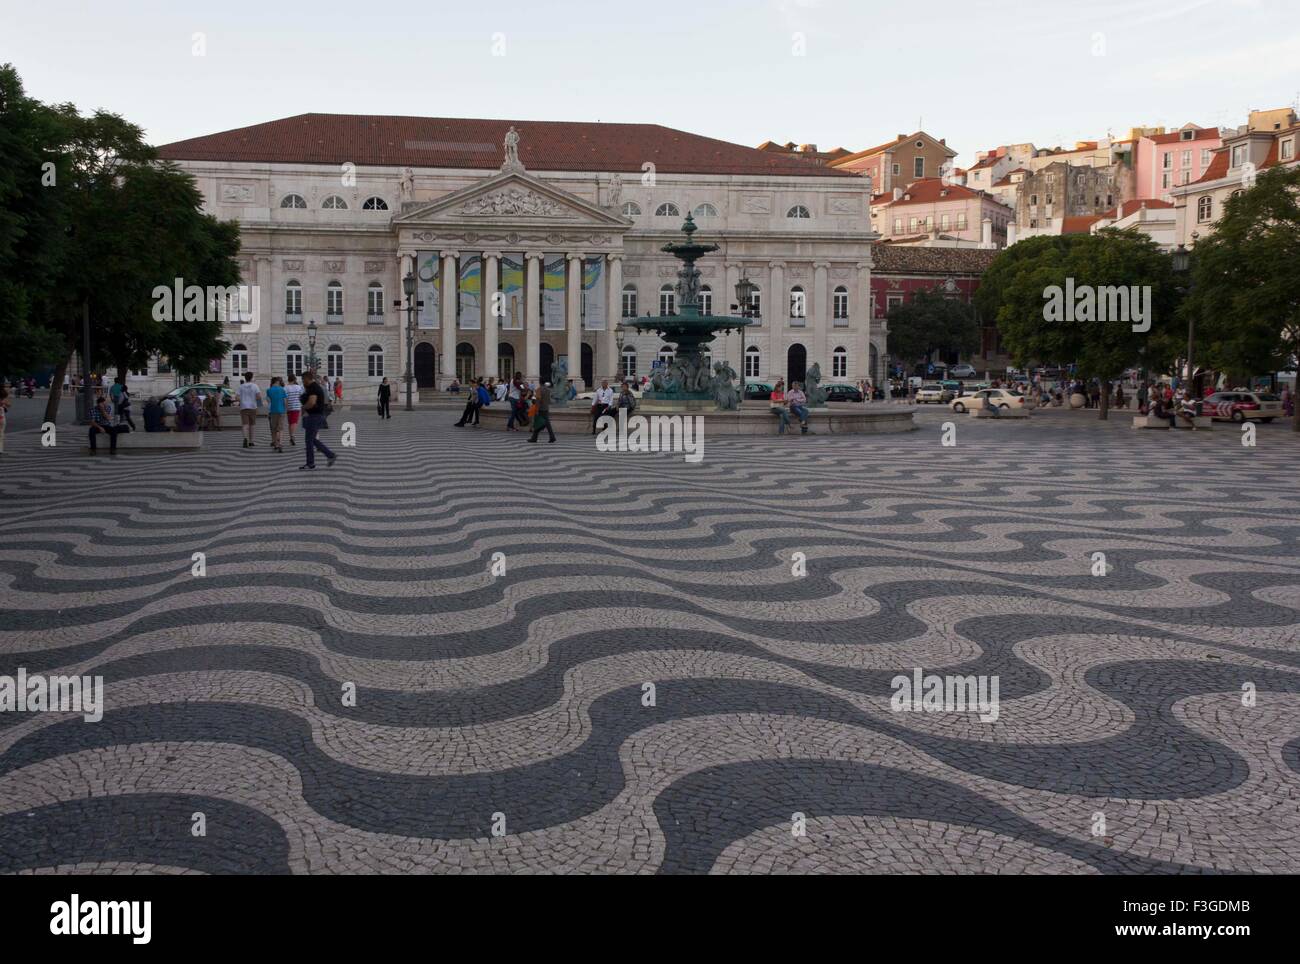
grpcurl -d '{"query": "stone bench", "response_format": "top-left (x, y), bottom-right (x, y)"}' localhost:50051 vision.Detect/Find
top-left (81, 430), bottom-right (203, 453)
top-left (1173, 415), bottom-right (1213, 430)
top-left (970, 406), bottom-right (1030, 419)
top-left (1132, 415), bottom-right (1170, 430)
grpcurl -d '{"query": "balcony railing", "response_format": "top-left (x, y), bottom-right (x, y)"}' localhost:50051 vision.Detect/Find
top-left (325, 312), bottom-right (344, 324)
top-left (366, 313), bottom-right (384, 325)
top-left (285, 310), bottom-right (303, 324)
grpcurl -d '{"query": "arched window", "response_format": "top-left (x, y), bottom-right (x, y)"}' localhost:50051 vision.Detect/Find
top-left (746, 284), bottom-right (762, 319)
top-left (833, 285), bottom-right (849, 322)
top-left (280, 194), bottom-right (307, 209)
top-left (659, 284), bottom-right (676, 316)
top-left (367, 281), bottom-right (384, 320)
top-left (230, 343), bottom-right (249, 374)
top-left (327, 344), bottom-right (344, 378)
top-left (621, 347), bottom-right (637, 378)
top-left (832, 346), bottom-right (847, 379)
top-left (654, 202), bottom-right (680, 217)
top-left (693, 202), bottom-right (719, 218)
top-left (789, 285), bottom-right (806, 320)
top-left (658, 346), bottom-right (675, 367)
top-left (744, 345), bottom-right (761, 379)
top-left (362, 196), bottom-right (389, 211)
top-left (786, 205), bottom-right (811, 219)
top-left (621, 284), bottom-right (638, 318)
top-left (1197, 196), bottom-right (1213, 222)
top-left (285, 279), bottom-right (303, 319)
top-left (321, 195), bottom-right (348, 209)
top-left (326, 281), bottom-right (344, 321)
top-left (621, 201), bottom-right (641, 217)
top-left (699, 285), bottom-right (712, 315)
top-left (367, 344), bottom-right (384, 377)
top-left (286, 344), bottom-right (304, 377)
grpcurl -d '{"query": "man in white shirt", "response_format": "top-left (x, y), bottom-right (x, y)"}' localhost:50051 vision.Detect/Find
top-left (237, 372), bottom-right (263, 448)
top-left (591, 379), bottom-right (615, 435)
top-left (284, 374), bottom-right (304, 446)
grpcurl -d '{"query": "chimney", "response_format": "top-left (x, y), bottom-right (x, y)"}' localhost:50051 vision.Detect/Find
top-left (940, 138), bottom-right (946, 145)
top-left (981, 217), bottom-right (992, 246)
top-left (893, 187), bottom-right (903, 201)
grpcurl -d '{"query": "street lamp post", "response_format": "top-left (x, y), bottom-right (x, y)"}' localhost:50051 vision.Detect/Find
top-left (307, 319), bottom-right (318, 375)
top-left (1171, 230), bottom-right (1200, 397)
top-left (733, 275), bottom-right (756, 407)
top-left (399, 271), bottom-right (421, 411)
top-left (614, 324), bottom-right (626, 383)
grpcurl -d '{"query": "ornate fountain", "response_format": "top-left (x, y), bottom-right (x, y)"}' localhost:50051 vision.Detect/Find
top-left (619, 214), bottom-right (751, 410)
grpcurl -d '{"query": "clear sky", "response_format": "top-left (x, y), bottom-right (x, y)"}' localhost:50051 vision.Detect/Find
top-left (3, 0), bottom-right (1297, 166)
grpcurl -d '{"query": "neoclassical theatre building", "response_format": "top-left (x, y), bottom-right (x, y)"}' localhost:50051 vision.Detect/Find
top-left (158, 114), bottom-right (882, 397)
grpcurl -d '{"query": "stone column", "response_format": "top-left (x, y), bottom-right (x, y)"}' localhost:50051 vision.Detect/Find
top-left (768, 261), bottom-right (784, 383)
top-left (483, 251), bottom-right (500, 383)
top-left (396, 251), bottom-right (411, 399)
top-left (440, 250), bottom-right (457, 389)
top-left (254, 255), bottom-right (272, 379)
top-left (813, 260), bottom-right (830, 377)
top-left (857, 260), bottom-right (873, 385)
top-left (525, 251), bottom-right (542, 384)
top-left (566, 253), bottom-right (584, 390)
top-left (603, 254), bottom-right (622, 382)
top-left (724, 261), bottom-right (741, 380)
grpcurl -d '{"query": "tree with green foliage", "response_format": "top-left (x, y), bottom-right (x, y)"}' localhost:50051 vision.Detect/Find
top-left (0, 63), bottom-right (241, 423)
top-left (974, 229), bottom-right (1180, 419)
top-left (885, 287), bottom-right (981, 374)
top-left (1181, 165), bottom-right (1300, 431)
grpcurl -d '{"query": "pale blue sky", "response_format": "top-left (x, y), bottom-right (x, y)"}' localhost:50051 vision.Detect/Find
top-left (3, 0), bottom-right (1297, 166)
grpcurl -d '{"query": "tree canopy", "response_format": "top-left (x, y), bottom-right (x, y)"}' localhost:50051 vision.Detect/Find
top-left (885, 287), bottom-right (981, 370)
top-left (1181, 165), bottom-right (1300, 429)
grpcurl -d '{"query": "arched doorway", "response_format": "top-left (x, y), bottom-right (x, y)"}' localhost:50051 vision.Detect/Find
top-left (414, 343), bottom-right (436, 388)
top-left (787, 343), bottom-right (807, 386)
top-left (456, 342), bottom-right (476, 383)
top-left (539, 342), bottom-right (555, 382)
top-left (580, 343), bottom-right (594, 388)
top-left (497, 343), bottom-right (516, 383)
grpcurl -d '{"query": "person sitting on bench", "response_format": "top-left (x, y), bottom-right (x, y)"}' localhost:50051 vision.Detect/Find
top-left (983, 392), bottom-right (1002, 417)
top-left (143, 397), bottom-right (171, 432)
top-left (1150, 395), bottom-right (1176, 428)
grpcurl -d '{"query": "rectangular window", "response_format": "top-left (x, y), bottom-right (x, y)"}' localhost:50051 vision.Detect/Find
top-left (744, 351), bottom-right (760, 379)
top-left (1162, 172), bottom-right (1171, 189)
top-left (908, 217), bottom-right (918, 232)
top-left (1283, 139), bottom-right (1295, 161)
top-left (833, 290), bottom-right (848, 320)
top-left (886, 295), bottom-right (903, 314)
top-left (621, 288), bottom-right (637, 317)
top-left (1201, 148), bottom-right (1212, 166)
top-left (956, 213), bottom-right (967, 230)
top-left (892, 163), bottom-right (900, 176)
top-left (1162, 152), bottom-right (1172, 169)
top-left (913, 157), bottom-right (924, 178)
top-left (1231, 144), bottom-right (1247, 168)
top-left (893, 217), bottom-right (903, 234)
top-left (1181, 150), bottom-right (1191, 168)
top-left (940, 213), bottom-right (950, 231)
top-left (621, 351), bottom-right (637, 377)
top-left (286, 288), bottom-right (302, 315)
top-left (367, 288), bottom-right (383, 315)
top-left (832, 353), bottom-right (847, 378)
top-left (368, 352), bottom-right (384, 377)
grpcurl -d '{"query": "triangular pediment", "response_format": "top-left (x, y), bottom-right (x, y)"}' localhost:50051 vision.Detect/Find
top-left (395, 169), bottom-right (629, 230)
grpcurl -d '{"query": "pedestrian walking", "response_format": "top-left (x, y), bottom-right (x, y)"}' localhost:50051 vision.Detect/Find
top-left (528, 382), bottom-right (556, 443)
top-left (237, 371), bottom-right (262, 448)
top-left (377, 377), bottom-right (392, 419)
top-left (299, 371), bottom-right (337, 470)
top-left (0, 387), bottom-right (9, 456)
top-left (266, 376), bottom-right (287, 452)
top-left (285, 374), bottom-right (303, 445)
top-left (334, 377), bottom-right (344, 404)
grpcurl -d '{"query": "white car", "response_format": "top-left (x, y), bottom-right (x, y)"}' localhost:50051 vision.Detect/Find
top-left (914, 384), bottom-right (952, 404)
top-left (948, 364), bottom-right (978, 379)
top-left (951, 389), bottom-right (1026, 413)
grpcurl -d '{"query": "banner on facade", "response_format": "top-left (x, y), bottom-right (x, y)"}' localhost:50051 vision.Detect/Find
top-left (542, 255), bottom-right (565, 330)
top-left (582, 257), bottom-right (605, 330)
top-left (458, 254), bottom-right (482, 330)
top-left (415, 251), bottom-right (440, 328)
top-left (500, 252), bottom-right (525, 329)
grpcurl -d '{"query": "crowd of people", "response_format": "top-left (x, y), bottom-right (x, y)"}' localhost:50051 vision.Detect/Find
top-left (450, 373), bottom-right (637, 441)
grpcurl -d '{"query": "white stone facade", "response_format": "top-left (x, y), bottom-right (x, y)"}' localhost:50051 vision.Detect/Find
top-left (161, 140), bottom-right (881, 398)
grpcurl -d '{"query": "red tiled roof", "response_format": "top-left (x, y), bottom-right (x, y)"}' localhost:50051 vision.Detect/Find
top-left (828, 136), bottom-right (905, 166)
top-left (157, 113), bottom-right (856, 177)
top-left (969, 155), bottom-right (1002, 170)
top-left (1062, 215), bottom-right (1104, 233)
top-left (879, 178), bottom-right (983, 207)
top-left (870, 244), bottom-right (998, 275)
top-left (1148, 126), bottom-right (1216, 144)
top-left (1193, 149), bottom-right (1230, 184)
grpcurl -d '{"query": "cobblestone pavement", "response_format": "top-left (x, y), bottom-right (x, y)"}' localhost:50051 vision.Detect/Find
top-left (1, 407), bottom-right (1299, 874)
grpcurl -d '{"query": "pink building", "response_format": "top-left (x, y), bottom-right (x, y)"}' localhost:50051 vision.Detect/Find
top-left (1133, 124), bottom-right (1222, 202)
top-left (876, 178), bottom-right (1012, 247)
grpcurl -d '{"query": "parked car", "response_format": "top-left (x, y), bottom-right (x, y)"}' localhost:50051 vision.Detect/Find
top-left (744, 382), bottom-right (776, 400)
top-left (821, 382), bottom-right (863, 403)
top-left (915, 383), bottom-right (953, 404)
top-left (164, 383), bottom-right (235, 406)
top-left (1203, 391), bottom-right (1283, 422)
top-left (951, 388), bottom-right (1026, 413)
top-left (948, 364), bottom-right (977, 379)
